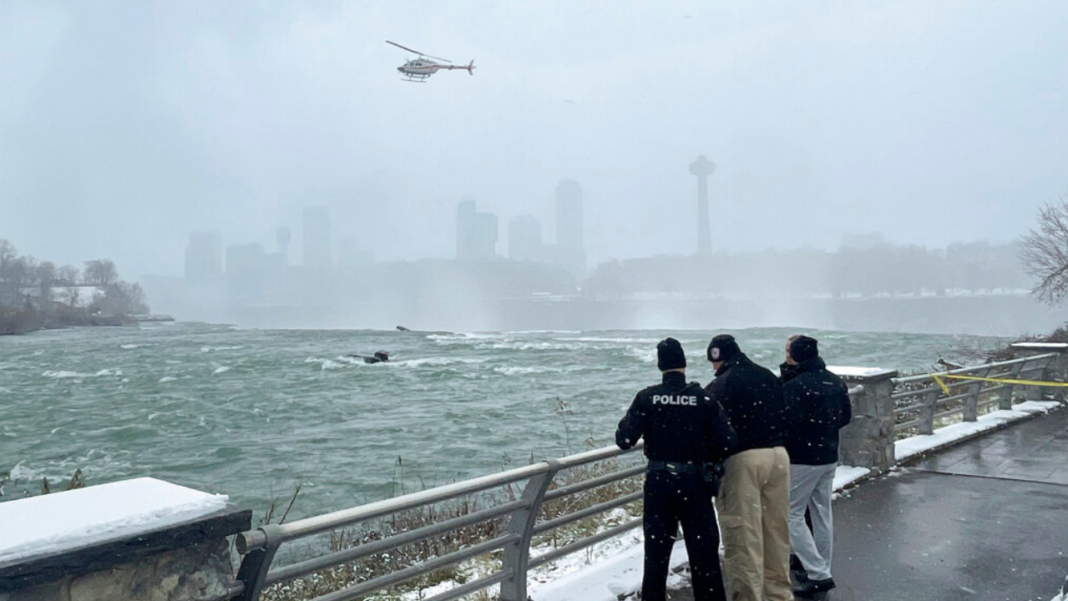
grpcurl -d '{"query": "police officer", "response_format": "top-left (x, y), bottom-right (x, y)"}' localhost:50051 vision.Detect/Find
top-left (616, 337), bottom-right (737, 601)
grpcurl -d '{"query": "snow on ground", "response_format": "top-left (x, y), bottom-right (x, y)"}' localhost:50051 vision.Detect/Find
top-left (532, 465), bottom-right (870, 601)
top-left (533, 402), bottom-right (1062, 601)
top-left (895, 401), bottom-right (1062, 462)
top-left (833, 465), bottom-right (871, 489)
top-left (0, 477), bottom-right (228, 563)
top-left (531, 537), bottom-right (690, 601)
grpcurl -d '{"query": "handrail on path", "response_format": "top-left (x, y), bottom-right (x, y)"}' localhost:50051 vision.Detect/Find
top-left (231, 349), bottom-right (1068, 601)
top-left (233, 441), bottom-right (647, 601)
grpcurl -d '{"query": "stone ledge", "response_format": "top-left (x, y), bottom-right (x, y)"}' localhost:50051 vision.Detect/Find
top-left (0, 506), bottom-right (251, 594)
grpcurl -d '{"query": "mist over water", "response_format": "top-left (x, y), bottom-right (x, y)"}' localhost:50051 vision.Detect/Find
top-left (2, 323), bottom-right (1003, 519)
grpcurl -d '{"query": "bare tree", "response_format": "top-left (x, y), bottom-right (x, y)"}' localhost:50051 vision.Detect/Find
top-left (0, 239), bottom-right (17, 277)
top-left (35, 261), bottom-right (57, 305)
top-left (83, 259), bottom-right (119, 286)
top-left (1020, 194), bottom-right (1068, 305)
top-left (0, 239), bottom-right (17, 307)
top-left (8, 256), bottom-right (35, 289)
top-left (90, 282), bottom-right (149, 316)
top-left (57, 265), bottom-right (81, 307)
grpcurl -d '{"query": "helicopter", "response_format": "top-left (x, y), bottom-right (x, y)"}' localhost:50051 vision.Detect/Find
top-left (387, 40), bottom-right (475, 82)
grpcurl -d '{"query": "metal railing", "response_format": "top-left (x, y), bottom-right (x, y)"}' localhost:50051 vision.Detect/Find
top-left (224, 352), bottom-right (1065, 601)
top-left (890, 352), bottom-right (1058, 438)
top-left (233, 442), bottom-right (647, 601)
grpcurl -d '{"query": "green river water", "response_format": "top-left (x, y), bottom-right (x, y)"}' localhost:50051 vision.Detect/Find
top-left (0, 323), bottom-right (1001, 521)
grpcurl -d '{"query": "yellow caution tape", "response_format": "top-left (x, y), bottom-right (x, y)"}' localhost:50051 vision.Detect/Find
top-left (930, 373), bottom-right (1068, 395)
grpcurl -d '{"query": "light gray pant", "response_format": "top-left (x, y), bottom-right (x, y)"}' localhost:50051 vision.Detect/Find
top-left (788, 462), bottom-right (837, 581)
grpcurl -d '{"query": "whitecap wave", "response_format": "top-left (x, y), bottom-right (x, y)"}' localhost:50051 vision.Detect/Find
top-left (394, 357), bottom-right (488, 368)
top-left (558, 336), bottom-right (661, 344)
top-left (120, 344), bottom-right (147, 350)
top-left (201, 346), bottom-right (245, 353)
top-left (213, 366), bottom-right (231, 375)
top-left (503, 330), bottom-right (583, 335)
top-left (478, 341), bottom-right (589, 351)
top-left (426, 333), bottom-right (499, 343)
top-left (42, 369), bottom-right (122, 379)
top-left (492, 365), bottom-right (582, 376)
top-left (624, 347), bottom-right (657, 363)
top-left (42, 370), bottom-right (91, 379)
top-left (305, 357), bottom-right (350, 370)
top-left (159, 376), bottom-right (178, 383)
top-left (8, 461), bottom-right (39, 481)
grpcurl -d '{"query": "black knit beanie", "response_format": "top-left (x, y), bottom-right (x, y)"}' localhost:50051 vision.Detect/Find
top-left (789, 335), bottom-right (819, 363)
top-left (657, 337), bottom-right (687, 372)
top-left (707, 334), bottom-right (741, 363)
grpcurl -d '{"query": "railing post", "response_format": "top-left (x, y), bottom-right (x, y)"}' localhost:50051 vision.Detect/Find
top-left (1044, 354), bottom-right (1068, 404)
top-left (235, 525), bottom-right (283, 601)
top-left (834, 368), bottom-right (899, 473)
top-left (920, 386), bottom-right (939, 435)
top-left (962, 367), bottom-right (988, 422)
top-left (999, 361), bottom-right (1024, 410)
top-left (499, 461), bottom-right (561, 601)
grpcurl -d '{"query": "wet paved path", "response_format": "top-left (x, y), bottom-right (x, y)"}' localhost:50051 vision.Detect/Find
top-left (665, 410), bottom-right (1068, 600)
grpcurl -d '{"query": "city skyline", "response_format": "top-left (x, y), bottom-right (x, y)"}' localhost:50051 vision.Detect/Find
top-left (4, 2), bottom-right (1066, 279)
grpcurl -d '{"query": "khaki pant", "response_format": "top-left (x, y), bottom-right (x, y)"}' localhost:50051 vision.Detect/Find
top-left (715, 447), bottom-right (793, 601)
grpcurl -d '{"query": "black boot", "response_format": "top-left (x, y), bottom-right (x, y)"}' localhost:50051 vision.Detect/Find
top-left (790, 554), bottom-right (808, 584)
top-left (794, 577), bottom-right (836, 598)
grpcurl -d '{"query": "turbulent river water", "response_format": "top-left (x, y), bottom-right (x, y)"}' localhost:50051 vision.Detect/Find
top-left (1, 323), bottom-right (1003, 521)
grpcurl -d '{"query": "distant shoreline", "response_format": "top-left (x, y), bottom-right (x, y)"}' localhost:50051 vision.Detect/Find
top-left (0, 311), bottom-right (173, 336)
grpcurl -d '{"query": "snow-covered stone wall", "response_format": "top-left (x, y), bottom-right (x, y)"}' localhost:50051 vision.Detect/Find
top-left (0, 478), bottom-right (249, 601)
top-left (2, 539), bottom-right (234, 601)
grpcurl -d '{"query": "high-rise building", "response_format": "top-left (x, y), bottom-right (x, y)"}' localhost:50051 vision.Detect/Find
top-left (555, 180), bottom-right (585, 268)
top-left (225, 243), bottom-right (267, 302)
top-left (508, 215), bottom-right (543, 262)
top-left (184, 231), bottom-right (222, 284)
top-left (276, 227), bottom-right (292, 265)
top-left (302, 206), bottom-right (332, 270)
top-left (456, 197), bottom-right (498, 260)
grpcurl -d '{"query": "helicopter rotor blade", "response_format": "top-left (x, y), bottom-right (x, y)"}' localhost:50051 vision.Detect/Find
top-left (385, 40), bottom-right (451, 63)
top-left (386, 40), bottom-right (423, 55)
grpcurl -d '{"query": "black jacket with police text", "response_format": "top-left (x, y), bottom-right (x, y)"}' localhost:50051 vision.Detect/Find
top-left (705, 353), bottom-right (786, 454)
top-left (782, 357), bottom-right (852, 465)
top-left (616, 371), bottom-right (737, 463)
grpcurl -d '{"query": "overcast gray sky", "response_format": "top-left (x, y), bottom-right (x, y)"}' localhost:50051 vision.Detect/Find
top-left (2, 0), bottom-right (1067, 277)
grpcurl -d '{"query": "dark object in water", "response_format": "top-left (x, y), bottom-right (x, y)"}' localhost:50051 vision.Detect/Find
top-left (396, 325), bottom-right (410, 332)
top-left (349, 351), bottom-right (391, 364)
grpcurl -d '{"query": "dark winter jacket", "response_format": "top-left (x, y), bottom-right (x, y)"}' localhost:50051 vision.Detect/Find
top-left (705, 353), bottom-right (786, 454)
top-left (782, 357), bottom-right (852, 465)
top-left (616, 371), bottom-right (738, 464)
top-left (779, 361), bottom-right (801, 384)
